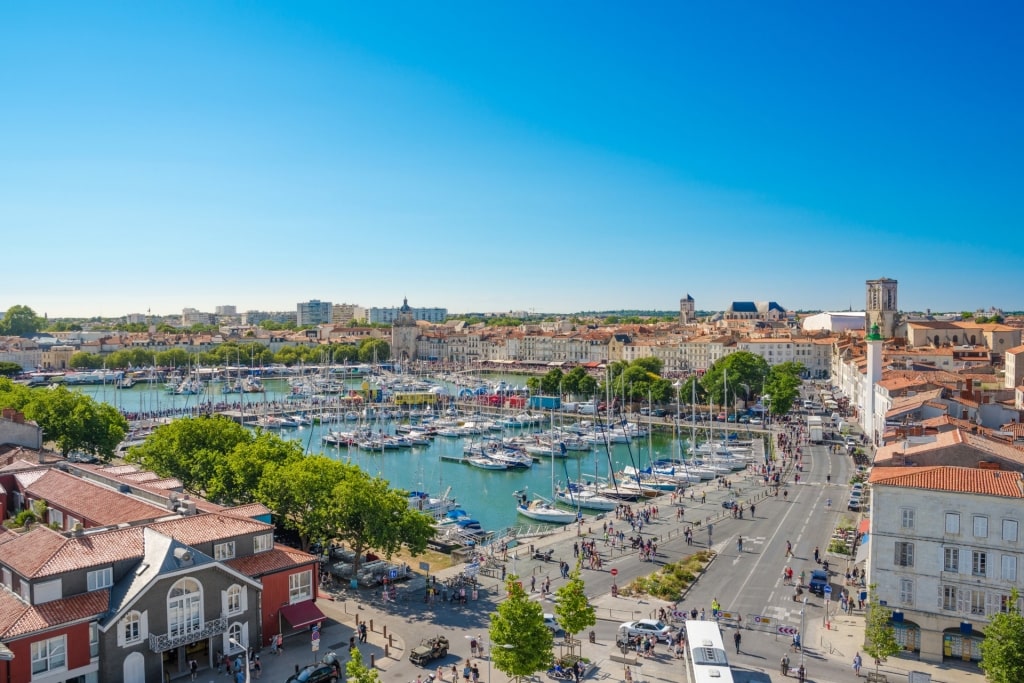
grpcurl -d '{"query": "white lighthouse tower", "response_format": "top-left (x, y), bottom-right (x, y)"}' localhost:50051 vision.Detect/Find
top-left (864, 323), bottom-right (884, 445)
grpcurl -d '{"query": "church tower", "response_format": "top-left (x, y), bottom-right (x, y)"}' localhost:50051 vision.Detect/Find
top-left (391, 298), bottom-right (418, 365)
top-left (865, 278), bottom-right (898, 339)
top-left (679, 294), bottom-right (695, 324)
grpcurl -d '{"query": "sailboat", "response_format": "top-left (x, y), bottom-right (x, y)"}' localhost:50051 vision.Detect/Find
top-left (515, 434), bottom-right (578, 524)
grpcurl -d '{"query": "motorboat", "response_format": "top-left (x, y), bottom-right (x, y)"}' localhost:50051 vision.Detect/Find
top-left (514, 492), bottom-right (578, 524)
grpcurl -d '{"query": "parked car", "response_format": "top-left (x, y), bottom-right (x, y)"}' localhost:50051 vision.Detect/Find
top-left (286, 664), bottom-right (339, 683)
top-left (808, 569), bottom-right (830, 596)
top-left (543, 613), bottom-right (563, 634)
top-left (722, 500), bottom-right (738, 510)
top-left (848, 498), bottom-right (863, 511)
top-left (750, 417), bottom-right (763, 425)
top-left (618, 619), bottom-right (675, 643)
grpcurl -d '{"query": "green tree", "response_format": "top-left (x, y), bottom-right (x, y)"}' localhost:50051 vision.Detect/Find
top-left (207, 433), bottom-right (304, 505)
top-left (69, 352), bottom-right (103, 370)
top-left (632, 357), bottom-right (664, 376)
top-left (345, 646), bottom-right (381, 683)
top-left (0, 305), bottom-right (43, 337)
top-left (561, 367), bottom-right (588, 396)
top-left (980, 588), bottom-right (1024, 683)
top-left (540, 369), bottom-right (564, 395)
top-left (491, 578), bottom-right (554, 682)
top-left (526, 377), bottom-right (541, 394)
top-left (680, 375), bottom-right (707, 405)
top-left (256, 455), bottom-right (350, 551)
top-left (700, 352), bottom-right (770, 406)
top-left (0, 362), bottom-right (22, 378)
top-left (862, 586), bottom-right (900, 676)
top-left (24, 386), bottom-right (128, 460)
top-left (126, 416), bottom-right (253, 492)
top-left (0, 378), bottom-right (33, 410)
top-left (155, 349), bottom-right (191, 368)
top-left (553, 564), bottom-right (596, 642)
top-left (763, 362), bottom-right (805, 416)
top-left (330, 468), bottom-right (435, 574)
top-left (358, 338), bottom-right (390, 363)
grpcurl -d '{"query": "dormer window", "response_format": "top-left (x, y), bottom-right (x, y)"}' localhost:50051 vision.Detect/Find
top-left (214, 541), bottom-right (236, 561)
top-left (254, 533), bottom-right (273, 553)
top-left (87, 567), bottom-right (113, 591)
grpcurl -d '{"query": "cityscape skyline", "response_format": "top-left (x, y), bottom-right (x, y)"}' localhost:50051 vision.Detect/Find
top-left (2, 3), bottom-right (1022, 318)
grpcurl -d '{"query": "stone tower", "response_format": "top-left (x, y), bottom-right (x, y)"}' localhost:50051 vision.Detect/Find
top-left (679, 294), bottom-right (695, 324)
top-left (391, 297), bottom-right (418, 365)
top-left (865, 278), bottom-right (898, 339)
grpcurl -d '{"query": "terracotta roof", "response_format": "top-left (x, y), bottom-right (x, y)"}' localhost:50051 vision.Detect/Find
top-left (0, 589), bottom-right (29, 638)
top-left (149, 513), bottom-right (272, 546)
top-left (1, 588), bottom-right (110, 639)
top-left (24, 469), bottom-right (168, 526)
top-left (1, 526), bottom-right (70, 577)
top-left (869, 466), bottom-right (1024, 497)
top-left (221, 503), bottom-right (273, 519)
top-left (225, 545), bottom-right (317, 577)
top-left (999, 423), bottom-right (1024, 437)
top-left (36, 527), bottom-right (145, 577)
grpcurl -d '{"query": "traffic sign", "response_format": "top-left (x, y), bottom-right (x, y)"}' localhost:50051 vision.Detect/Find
top-left (389, 569), bottom-right (399, 580)
top-left (777, 625), bottom-right (799, 636)
top-left (312, 630), bottom-right (320, 642)
top-left (610, 568), bottom-right (619, 576)
top-left (823, 585), bottom-right (832, 596)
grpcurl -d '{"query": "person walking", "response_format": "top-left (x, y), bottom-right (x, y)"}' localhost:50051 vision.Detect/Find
top-left (733, 630), bottom-right (741, 654)
top-left (188, 658), bottom-right (198, 681)
top-left (853, 652), bottom-right (863, 677)
top-left (786, 540), bottom-right (793, 558)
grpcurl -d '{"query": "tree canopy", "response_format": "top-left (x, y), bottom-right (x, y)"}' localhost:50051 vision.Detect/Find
top-left (553, 564), bottom-right (596, 641)
top-left (0, 362), bottom-right (22, 378)
top-left (862, 585), bottom-right (900, 675)
top-left (358, 338), bottom-right (391, 362)
top-left (17, 385), bottom-right (128, 460)
top-left (0, 305), bottom-right (43, 337)
top-left (700, 352), bottom-right (770, 407)
top-left (763, 361), bottom-right (805, 416)
top-left (980, 589), bottom-right (1024, 683)
top-left (491, 578), bottom-right (554, 681)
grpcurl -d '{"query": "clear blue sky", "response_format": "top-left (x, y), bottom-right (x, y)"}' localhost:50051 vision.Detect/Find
top-left (1, 2), bottom-right (1021, 318)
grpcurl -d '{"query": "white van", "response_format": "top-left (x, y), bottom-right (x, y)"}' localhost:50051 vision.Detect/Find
top-left (577, 402), bottom-right (596, 415)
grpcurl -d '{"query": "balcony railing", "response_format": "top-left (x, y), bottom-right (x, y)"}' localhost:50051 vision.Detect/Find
top-left (149, 616), bottom-right (227, 653)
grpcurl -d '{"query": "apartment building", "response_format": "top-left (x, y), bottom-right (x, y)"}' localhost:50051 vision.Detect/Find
top-left (868, 466), bottom-right (1024, 663)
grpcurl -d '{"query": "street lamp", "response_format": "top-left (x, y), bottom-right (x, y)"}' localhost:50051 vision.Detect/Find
top-left (229, 637), bottom-right (250, 683)
top-left (799, 597), bottom-right (807, 669)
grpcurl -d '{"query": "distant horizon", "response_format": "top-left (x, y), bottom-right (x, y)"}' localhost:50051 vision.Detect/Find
top-left (2, 3), bottom-right (1021, 318)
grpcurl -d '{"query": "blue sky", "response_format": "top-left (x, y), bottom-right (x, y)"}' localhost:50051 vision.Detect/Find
top-left (1, 2), bottom-right (1021, 318)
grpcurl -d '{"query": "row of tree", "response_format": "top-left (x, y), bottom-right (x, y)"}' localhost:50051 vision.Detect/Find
top-left (677, 352), bottom-right (804, 416)
top-left (66, 338), bottom-right (392, 371)
top-left (0, 379), bottom-right (128, 458)
top-left (125, 417), bottom-right (433, 568)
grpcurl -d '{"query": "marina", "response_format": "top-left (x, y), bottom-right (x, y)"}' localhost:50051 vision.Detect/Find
top-left (71, 371), bottom-right (766, 535)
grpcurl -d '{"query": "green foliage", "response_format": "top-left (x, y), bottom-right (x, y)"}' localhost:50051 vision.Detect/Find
top-left (700, 352), bottom-right (770, 406)
top-left (763, 362), bottom-right (805, 416)
top-left (560, 367), bottom-right (589, 397)
top-left (622, 551), bottom-right (711, 599)
top-left (69, 352), bottom-right (104, 370)
top-left (539, 369), bottom-right (564, 395)
top-left (329, 467), bottom-right (436, 572)
top-left (358, 338), bottom-right (390, 363)
top-left (0, 378), bottom-right (33, 410)
top-left (126, 416), bottom-right (255, 492)
top-left (155, 349), bottom-right (192, 368)
top-left (862, 586), bottom-right (900, 673)
top-left (345, 646), bottom-right (381, 683)
top-left (577, 374), bottom-right (598, 397)
top-left (0, 362), bottom-right (22, 378)
top-left (4, 508), bottom-right (38, 529)
top-left (604, 358), bottom-right (673, 403)
top-left (0, 305), bottom-right (43, 337)
top-left (981, 589), bottom-right (1024, 683)
top-left (491, 578), bottom-right (554, 680)
top-left (22, 386), bottom-right (127, 459)
top-left (526, 377), bottom-right (541, 394)
top-left (679, 375), bottom-right (706, 404)
top-left (553, 565), bottom-right (596, 640)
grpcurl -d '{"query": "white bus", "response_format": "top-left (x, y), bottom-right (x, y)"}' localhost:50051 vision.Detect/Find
top-left (684, 620), bottom-right (735, 683)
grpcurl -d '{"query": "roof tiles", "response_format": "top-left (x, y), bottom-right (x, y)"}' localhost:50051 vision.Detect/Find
top-left (869, 466), bottom-right (1024, 497)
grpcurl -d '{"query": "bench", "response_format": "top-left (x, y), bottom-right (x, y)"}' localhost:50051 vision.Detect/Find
top-left (609, 654), bottom-right (638, 666)
top-left (866, 673), bottom-right (887, 683)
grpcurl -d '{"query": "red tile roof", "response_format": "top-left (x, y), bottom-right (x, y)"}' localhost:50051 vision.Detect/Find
top-left (869, 466), bottom-right (1024, 497)
top-left (1, 588), bottom-right (109, 639)
top-left (37, 527), bottom-right (145, 577)
top-left (23, 469), bottom-right (168, 526)
top-left (149, 513), bottom-right (272, 545)
top-left (225, 545), bottom-right (317, 577)
top-left (221, 503), bottom-right (272, 520)
top-left (2, 526), bottom-right (69, 577)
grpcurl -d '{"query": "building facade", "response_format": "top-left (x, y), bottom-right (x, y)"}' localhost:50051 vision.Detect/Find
top-left (296, 300), bottom-right (332, 327)
top-left (866, 278), bottom-right (899, 339)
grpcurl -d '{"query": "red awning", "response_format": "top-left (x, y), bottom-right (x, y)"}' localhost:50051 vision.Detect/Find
top-left (280, 601), bottom-right (327, 630)
top-left (857, 518), bottom-right (870, 534)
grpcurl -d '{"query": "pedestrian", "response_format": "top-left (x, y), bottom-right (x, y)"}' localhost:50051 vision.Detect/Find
top-left (733, 630), bottom-right (741, 654)
top-left (216, 650), bottom-right (224, 674)
top-left (224, 653), bottom-right (233, 676)
top-left (189, 658), bottom-right (198, 681)
top-left (275, 632), bottom-right (284, 654)
top-left (451, 664), bottom-right (459, 682)
top-left (471, 663), bottom-right (480, 683)
top-left (853, 652), bottom-right (862, 677)
top-left (437, 665), bottom-right (444, 681)
top-left (470, 637), bottom-right (478, 657)
top-left (359, 622), bottom-right (368, 643)
top-left (624, 666), bottom-right (633, 683)
top-left (530, 576), bottom-right (536, 592)
top-left (253, 655), bottom-right (262, 679)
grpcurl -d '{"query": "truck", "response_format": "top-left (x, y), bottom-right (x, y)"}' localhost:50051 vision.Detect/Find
top-left (807, 415), bottom-right (824, 444)
top-left (409, 635), bottom-right (449, 666)
top-left (528, 395), bottom-right (561, 411)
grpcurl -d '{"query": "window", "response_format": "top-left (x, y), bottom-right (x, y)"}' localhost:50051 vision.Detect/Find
top-left (901, 508), bottom-right (915, 529)
top-left (20, 581), bottom-right (30, 602)
top-left (974, 516), bottom-right (989, 538)
top-left (227, 585), bottom-right (242, 615)
top-left (1003, 519), bottom-right (1018, 542)
top-left (67, 516), bottom-right (80, 530)
top-left (122, 611), bottom-right (142, 644)
top-left (973, 551), bottom-right (988, 577)
top-left (87, 567), bottom-right (113, 591)
top-left (289, 570), bottom-right (312, 604)
top-left (971, 590), bottom-right (986, 615)
top-left (90, 621), bottom-right (99, 657)
top-left (2, 568), bottom-right (10, 588)
top-left (31, 635), bottom-right (66, 675)
top-left (1002, 555), bottom-right (1017, 582)
top-left (167, 578), bottom-right (203, 639)
top-left (227, 622), bottom-right (243, 652)
top-left (254, 533), bottom-right (273, 553)
top-left (895, 542), bottom-right (915, 567)
top-left (942, 585), bottom-right (957, 611)
top-left (214, 542), bottom-right (235, 561)
top-left (899, 578), bottom-right (914, 605)
top-left (945, 513), bottom-right (960, 534)
top-left (48, 508), bottom-right (64, 528)
top-left (943, 547), bottom-right (959, 572)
